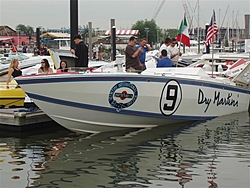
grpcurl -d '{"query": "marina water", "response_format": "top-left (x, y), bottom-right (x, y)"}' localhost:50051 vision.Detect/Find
top-left (0, 112), bottom-right (249, 188)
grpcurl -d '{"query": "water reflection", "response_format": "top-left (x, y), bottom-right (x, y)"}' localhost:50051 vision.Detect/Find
top-left (0, 112), bottom-right (249, 188)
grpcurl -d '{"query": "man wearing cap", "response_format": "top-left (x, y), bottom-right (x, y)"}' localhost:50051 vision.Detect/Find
top-left (70, 34), bottom-right (89, 67)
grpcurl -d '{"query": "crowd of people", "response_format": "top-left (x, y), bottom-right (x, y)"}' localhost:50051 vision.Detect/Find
top-left (6, 34), bottom-right (183, 86)
top-left (125, 36), bottom-right (182, 72)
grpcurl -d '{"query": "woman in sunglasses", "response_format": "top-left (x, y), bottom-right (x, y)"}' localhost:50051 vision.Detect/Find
top-left (38, 59), bottom-right (53, 74)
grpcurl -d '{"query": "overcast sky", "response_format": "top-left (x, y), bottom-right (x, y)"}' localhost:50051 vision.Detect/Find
top-left (0, 0), bottom-right (249, 31)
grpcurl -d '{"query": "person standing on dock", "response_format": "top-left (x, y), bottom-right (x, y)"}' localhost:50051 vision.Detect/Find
top-left (70, 34), bottom-right (89, 68)
top-left (98, 43), bottom-right (104, 61)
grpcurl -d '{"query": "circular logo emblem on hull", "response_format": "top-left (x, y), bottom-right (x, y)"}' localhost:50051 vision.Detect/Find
top-left (109, 82), bottom-right (138, 112)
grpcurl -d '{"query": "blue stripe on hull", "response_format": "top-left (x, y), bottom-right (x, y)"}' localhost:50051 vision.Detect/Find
top-left (26, 92), bottom-right (216, 121)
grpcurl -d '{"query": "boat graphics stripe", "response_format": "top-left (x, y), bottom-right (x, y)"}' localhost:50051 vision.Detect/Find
top-left (26, 92), bottom-right (216, 121)
top-left (0, 97), bottom-right (25, 100)
top-left (17, 76), bottom-right (250, 94)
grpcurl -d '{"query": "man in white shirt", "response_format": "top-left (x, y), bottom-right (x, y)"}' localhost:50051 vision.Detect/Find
top-left (168, 38), bottom-right (182, 66)
top-left (159, 37), bottom-right (171, 58)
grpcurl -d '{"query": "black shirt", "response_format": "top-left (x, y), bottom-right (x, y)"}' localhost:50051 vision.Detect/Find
top-left (75, 41), bottom-right (89, 67)
top-left (12, 69), bottom-right (22, 78)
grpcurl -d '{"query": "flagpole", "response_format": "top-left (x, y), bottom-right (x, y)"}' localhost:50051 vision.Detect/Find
top-left (212, 10), bottom-right (215, 77)
top-left (178, 14), bottom-right (185, 67)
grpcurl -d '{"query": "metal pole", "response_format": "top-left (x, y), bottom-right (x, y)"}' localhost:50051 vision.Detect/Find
top-left (36, 28), bottom-right (40, 52)
top-left (197, 0), bottom-right (200, 54)
top-left (70, 0), bottom-right (78, 49)
top-left (111, 26), bottom-right (116, 61)
top-left (156, 29), bottom-right (159, 49)
top-left (88, 22), bottom-right (93, 60)
top-left (110, 19), bottom-right (115, 61)
top-left (205, 24), bottom-right (210, 54)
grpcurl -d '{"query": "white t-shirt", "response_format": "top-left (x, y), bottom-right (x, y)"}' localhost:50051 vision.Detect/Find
top-left (168, 46), bottom-right (180, 63)
top-left (159, 44), bottom-right (170, 58)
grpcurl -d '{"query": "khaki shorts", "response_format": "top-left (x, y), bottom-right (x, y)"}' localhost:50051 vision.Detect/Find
top-left (126, 67), bottom-right (137, 73)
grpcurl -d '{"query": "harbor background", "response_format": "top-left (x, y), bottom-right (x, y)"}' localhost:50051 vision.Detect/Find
top-left (0, 111), bottom-right (249, 188)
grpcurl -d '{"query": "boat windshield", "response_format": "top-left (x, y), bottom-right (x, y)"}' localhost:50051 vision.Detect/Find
top-left (0, 53), bottom-right (30, 64)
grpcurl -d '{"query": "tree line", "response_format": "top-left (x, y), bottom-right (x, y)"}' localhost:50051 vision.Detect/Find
top-left (15, 20), bottom-right (178, 45)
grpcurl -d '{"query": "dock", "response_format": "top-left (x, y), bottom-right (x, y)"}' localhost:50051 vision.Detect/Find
top-left (0, 108), bottom-right (60, 131)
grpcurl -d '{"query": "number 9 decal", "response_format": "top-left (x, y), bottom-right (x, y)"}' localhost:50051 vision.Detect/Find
top-left (160, 79), bottom-right (182, 116)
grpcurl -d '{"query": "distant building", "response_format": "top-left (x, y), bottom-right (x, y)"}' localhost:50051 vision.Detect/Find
top-left (0, 25), bottom-right (36, 46)
top-left (0, 25), bottom-right (16, 35)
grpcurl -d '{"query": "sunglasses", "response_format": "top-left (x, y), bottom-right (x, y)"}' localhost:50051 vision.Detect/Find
top-left (41, 61), bottom-right (45, 63)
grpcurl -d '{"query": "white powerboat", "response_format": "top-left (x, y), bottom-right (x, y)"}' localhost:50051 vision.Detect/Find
top-left (15, 58), bottom-right (250, 134)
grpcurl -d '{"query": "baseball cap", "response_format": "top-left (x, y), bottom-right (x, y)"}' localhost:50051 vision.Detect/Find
top-left (73, 34), bottom-right (82, 40)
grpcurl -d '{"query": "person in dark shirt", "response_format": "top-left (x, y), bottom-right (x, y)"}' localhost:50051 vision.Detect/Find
top-left (6, 59), bottom-right (22, 85)
top-left (34, 44), bottom-right (40, 56)
top-left (70, 34), bottom-right (89, 67)
top-left (125, 36), bottom-right (143, 72)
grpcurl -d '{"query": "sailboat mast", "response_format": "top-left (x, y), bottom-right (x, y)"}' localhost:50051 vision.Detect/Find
top-left (218, 9), bottom-right (221, 49)
top-left (197, 0), bottom-right (200, 53)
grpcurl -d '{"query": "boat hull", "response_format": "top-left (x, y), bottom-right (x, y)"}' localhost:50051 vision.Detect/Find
top-left (0, 80), bottom-right (25, 107)
top-left (16, 71), bottom-right (250, 133)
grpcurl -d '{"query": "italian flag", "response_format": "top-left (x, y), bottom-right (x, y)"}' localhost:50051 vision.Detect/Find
top-left (176, 16), bottom-right (190, 47)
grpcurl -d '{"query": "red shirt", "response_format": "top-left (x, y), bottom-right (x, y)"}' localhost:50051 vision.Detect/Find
top-left (12, 46), bottom-right (17, 52)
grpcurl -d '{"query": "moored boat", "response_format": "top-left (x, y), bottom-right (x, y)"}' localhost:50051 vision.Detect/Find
top-left (0, 79), bottom-right (26, 108)
top-left (15, 63), bottom-right (250, 134)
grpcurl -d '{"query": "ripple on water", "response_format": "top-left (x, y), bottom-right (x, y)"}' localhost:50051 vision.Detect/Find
top-left (0, 112), bottom-right (249, 188)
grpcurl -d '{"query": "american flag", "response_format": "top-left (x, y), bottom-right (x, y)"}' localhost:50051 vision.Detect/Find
top-left (205, 10), bottom-right (218, 46)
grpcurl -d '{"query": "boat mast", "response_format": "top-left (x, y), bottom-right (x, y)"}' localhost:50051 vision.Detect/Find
top-left (197, 0), bottom-right (200, 54)
top-left (218, 9), bottom-right (221, 49)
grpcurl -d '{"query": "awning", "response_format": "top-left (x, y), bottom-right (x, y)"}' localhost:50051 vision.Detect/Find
top-left (105, 30), bottom-right (139, 35)
top-left (0, 37), bottom-right (13, 41)
top-left (40, 32), bottom-right (70, 39)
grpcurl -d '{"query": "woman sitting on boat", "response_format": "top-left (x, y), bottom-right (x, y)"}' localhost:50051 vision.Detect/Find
top-left (38, 59), bottom-right (53, 74)
top-left (6, 59), bottom-right (22, 85)
top-left (57, 60), bottom-right (68, 72)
